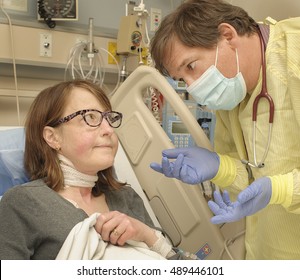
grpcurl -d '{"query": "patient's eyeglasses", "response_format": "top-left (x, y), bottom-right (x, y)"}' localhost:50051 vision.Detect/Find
top-left (53, 109), bottom-right (123, 128)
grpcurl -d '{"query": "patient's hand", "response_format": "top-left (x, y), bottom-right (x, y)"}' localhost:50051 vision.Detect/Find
top-left (95, 211), bottom-right (157, 247)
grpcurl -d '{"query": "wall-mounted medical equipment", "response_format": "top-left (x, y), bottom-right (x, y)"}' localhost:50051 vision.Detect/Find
top-left (163, 103), bottom-right (216, 148)
top-left (163, 77), bottom-right (216, 148)
top-left (65, 18), bottom-right (102, 84)
top-left (64, 18), bottom-right (120, 95)
top-left (163, 100), bottom-right (198, 148)
top-left (117, 15), bottom-right (143, 56)
top-left (197, 110), bottom-right (216, 145)
top-left (162, 101), bottom-right (213, 146)
top-left (116, 1), bottom-right (151, 81)
top-left (110, 65), bottom-right (245, 260)
top-left (37, 0), bottom-right (78, 28)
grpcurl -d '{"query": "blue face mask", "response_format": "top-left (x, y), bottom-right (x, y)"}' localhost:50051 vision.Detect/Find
top-left (186, 47), bottom-right (247, 110)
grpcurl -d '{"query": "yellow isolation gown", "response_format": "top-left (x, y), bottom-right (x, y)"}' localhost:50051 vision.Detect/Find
top-left (212, 17), bottom-right (300, 259)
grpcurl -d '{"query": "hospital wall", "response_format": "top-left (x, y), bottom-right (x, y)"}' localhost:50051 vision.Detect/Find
top-left (228, 0), bottom-right (299, 21)
top-left (0, 0), bottom-right (184, 126)
top-left (0, 0), bottom-right (299, 126)
top-left (0, 22), bottom-right (123, 126)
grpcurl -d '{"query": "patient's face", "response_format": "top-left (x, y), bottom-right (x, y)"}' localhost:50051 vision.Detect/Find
top-left (56, 88), bottom-right (118, 175)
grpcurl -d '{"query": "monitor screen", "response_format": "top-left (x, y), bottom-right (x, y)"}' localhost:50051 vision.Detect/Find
top-left (171, 122), bottom-right (189, 134)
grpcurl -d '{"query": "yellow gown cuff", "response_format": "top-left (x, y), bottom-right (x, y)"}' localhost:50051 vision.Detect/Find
top-left (269, 173), bottom-right (293, 208)
top-left (211, 154), bottom-right (236, 187)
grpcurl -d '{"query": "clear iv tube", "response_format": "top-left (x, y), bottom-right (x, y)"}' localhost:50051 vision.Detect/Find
top-left (65, 41), bottom-right (121, 96)
top-left (65, 17), bottom-right (105, 86)
top-left (65, 41), bottom-right (105, 85)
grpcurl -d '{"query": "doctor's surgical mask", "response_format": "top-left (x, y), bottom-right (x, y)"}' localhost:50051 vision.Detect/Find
top-left (186, 47), bottom-right (247, 110)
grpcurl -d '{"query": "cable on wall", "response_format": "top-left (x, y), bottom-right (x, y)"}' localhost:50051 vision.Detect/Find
top-left (37, 0), bottom-right (56, 28)
top-left (64, 18), bottom-right (121, 97)
top-left (0, 0), bottom-right (21, 125)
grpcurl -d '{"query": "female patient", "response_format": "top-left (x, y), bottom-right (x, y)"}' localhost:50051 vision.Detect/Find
top-left (0, 80), bottom-right (175, 260)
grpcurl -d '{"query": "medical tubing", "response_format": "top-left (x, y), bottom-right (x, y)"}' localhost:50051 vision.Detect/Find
top-left (150, 87), bottom-right (161, 123)
top-left (64, 16), bottom-right (109, 86)
top-left (77, 46), bottom-right (86, 78)
top-left (65, 42), bottom-right (105, 86)
top-left (143, 16), bottom-right (150, 47)
top-left (65, 42), bottom-right (83, 80)
top-left (37, 0), bottom-right (56, 28)
top-left (99, 47), bottom-right (121, 97)
top-left (0, 1), bottom-right (21, 125)
top-left (219, 229), bottom-right (246, 260)
top-left (65, 42), bottom-right (120, 96)
top-left (70, 43), bottom-right (85, 79)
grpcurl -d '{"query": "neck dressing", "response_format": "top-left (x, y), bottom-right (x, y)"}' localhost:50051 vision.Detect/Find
top-left (58, 154), bottom-right (98, 188)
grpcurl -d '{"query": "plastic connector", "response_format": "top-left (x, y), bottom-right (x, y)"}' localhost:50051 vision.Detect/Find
top-left (264, 16), bottom-right (277, 25)
top-left (133, 3), bottom-right (148, 17)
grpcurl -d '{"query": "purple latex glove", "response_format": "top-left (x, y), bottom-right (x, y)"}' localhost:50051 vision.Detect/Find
top-left (208, 177), bottom-right (272, 224)
top-left (150, 146), bottom-right (220, 184)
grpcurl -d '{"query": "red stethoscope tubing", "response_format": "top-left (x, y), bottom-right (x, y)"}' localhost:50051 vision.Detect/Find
top-left (242, 29), bottom-right (274, 168)
top-left (252, 32), bottom-right (275, 123)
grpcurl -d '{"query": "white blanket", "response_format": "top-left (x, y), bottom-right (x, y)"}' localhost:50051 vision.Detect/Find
top-left (56, 213), bottom-right (166, 260)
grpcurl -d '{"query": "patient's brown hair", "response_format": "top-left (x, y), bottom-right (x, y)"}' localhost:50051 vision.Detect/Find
top-left (24, 80), bottom-right (126, 196)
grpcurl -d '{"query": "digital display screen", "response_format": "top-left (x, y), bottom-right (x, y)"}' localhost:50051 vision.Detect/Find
top-left (172, 122), bottom-right (189, 134)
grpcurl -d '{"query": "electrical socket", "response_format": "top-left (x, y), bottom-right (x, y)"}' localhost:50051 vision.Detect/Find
top-left (40, 33), bottom-right (52, 57)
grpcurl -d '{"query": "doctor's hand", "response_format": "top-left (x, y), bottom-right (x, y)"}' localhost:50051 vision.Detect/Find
top-left (208, 177), bottom-right (272, 224)
top-left (95, 211), bottom-right (157, 247)
top-left (150, 146), bottom-right (220, 184)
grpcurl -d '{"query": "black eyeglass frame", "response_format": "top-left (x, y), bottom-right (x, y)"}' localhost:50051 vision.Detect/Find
top-left (52, 109), bottom-right (123, 128)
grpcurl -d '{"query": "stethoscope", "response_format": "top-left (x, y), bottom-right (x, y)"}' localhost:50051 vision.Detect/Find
top-left (242, 29), bottom-right (275, 168)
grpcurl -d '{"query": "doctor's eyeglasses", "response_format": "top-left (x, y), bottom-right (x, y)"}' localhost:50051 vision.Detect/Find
top-left (53, 109), bottom-right (123, 128)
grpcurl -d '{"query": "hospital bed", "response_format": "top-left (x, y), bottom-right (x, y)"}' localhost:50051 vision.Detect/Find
top-left (110, 65), bottom-right (246, 260)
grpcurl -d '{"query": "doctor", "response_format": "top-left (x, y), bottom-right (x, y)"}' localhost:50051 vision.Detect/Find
top-left (150, 0), bottom-right (300, 259)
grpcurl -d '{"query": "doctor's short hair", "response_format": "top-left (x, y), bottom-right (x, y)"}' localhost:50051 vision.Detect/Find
top-left (24, 79), bottom-right (126, 195)
top-left (150, 0), bottom-right (258, 76)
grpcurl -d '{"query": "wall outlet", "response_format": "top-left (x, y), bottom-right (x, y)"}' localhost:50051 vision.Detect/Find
top-left (150, 8), bottom-right (162, 32)
top-left (40, 33), bottom-right (52, 57)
